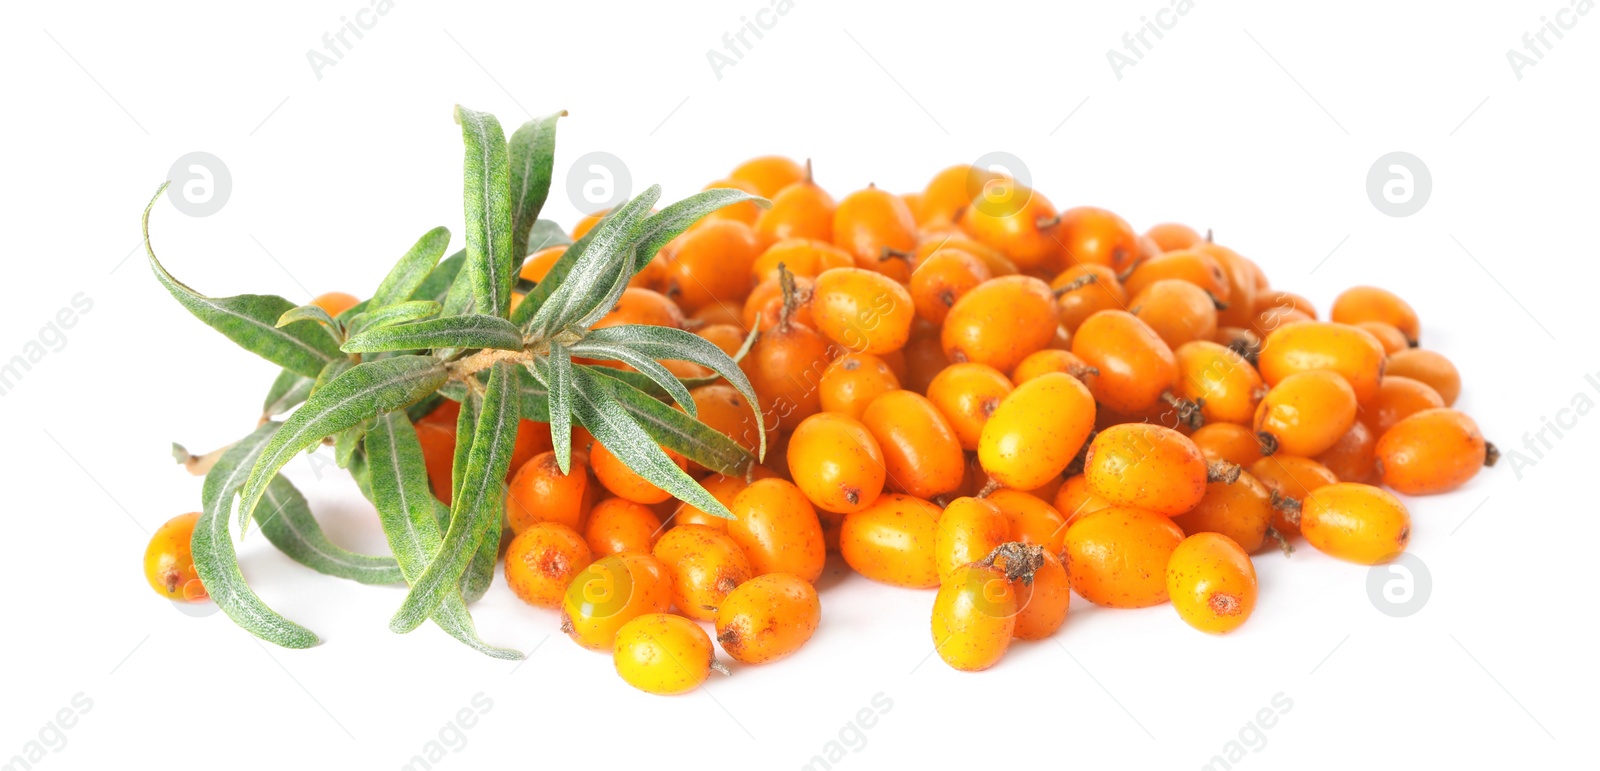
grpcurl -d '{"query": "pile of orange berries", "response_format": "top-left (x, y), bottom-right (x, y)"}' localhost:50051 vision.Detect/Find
top-left (146, 155), bottom-right (1493, 688)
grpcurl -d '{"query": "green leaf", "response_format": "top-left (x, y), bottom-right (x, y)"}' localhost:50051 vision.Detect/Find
top-left (143, 185), bottom-right (342, 378)
top-left (508, 217), bottom-right (599, 328)
top-left (195, 422), bottom-right (319, 648)
top-left (526, 219), bottom-right (572, 253)
top-left (508, 111), bottom-right (565, 260)
top-left (567, 339), bottom-right (695, 417)
top-left (236, 356), bottom-right (449, 532)
top-left (633, 188), bottom-right (769, 272)
top-left (262, 369), bottom-right (314, 418)
top-left (311, 356), bottom-right (354, 396)
top-left (345, 300), bottom-right (442, 337)
top-left (275, 304), bottom-right (342, 343)
top-left (524, 186), bottom-right (661, 339)
top-left (456, 106), bottom-right (515, 318)
top-left (365, 412), bottom-right (521, 659)
top-left (333, 421), bottom-right (365, 469)
top-left (255, 473), bottom-right (401, 585)
top-left (372, 226), bottom-right (451, 310)
top-left (412, 250), bottom-right (465, 306)
top-left (589, 367), bottom-right (754, 479)
top-left (459, 523), bottom-right (499, 604)
top-left (568, 365), bottom-right (731, 518)
top-left (578, 324), bottom-right (765, 459)
top-left (342, 314), bottom-right (524, 354)
top-left (390, 361), bottom-right (519, 633)
top-left (450, 384), bottom-right (481, 505)
top-left (533, 343), bottom-right (574, 473)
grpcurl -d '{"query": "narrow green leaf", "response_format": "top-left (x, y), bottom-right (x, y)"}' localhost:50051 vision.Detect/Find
top-left (413, 250), bottom-right (466, 306)
top-left (333, 421), bottom-right (365, 469)
top-left (237, 356), bottom-right (449, 531)
top-left (525, 186), bottom-right (661, 338)
top-left (143, 185), bottom-right (341, 378)
top-left (578, 324), bottom-right (765, 459)
top-left (311, 356), bottom-right (354, 396)
top-left (390, 361), bottom-right (519, 633)
top-left (567, 340), bottom-right (695, 417)
top-left (459, 522), bottom-right (499, 604)
top-left (275, 304), bottom-right (341, 341)
top-left (255, 473), bottom-right (401, 584)
top-left (262, 369), bottom-right (314, 418)
top-left (589, 367), bottom-right (754, 478)
top-left (526, 219), bottom-right (572, 253)
top-left (366, 412), bottom-right (521, 659)
top-left (372, 226), bottom-right (451, 309)
top-left (345, 300), bottom-right (442, 337)
top-left (568, 366), bottom-right (731, 518)
top-left (196, 422), bottom-right (319, 648)
top-left (533, 343), bottom-right (573, 473)
top-left (633, 188), bottom-right (769, 272)
top-left (342, 314), bottom-right (524, 354)
top-left (456, 106), bottom-right (515, 318)
top-left (508, 218), bottom-right (600, 328)
top-left (450, 385), bottom-right (481, 505)
top-left (508, 112), bottom-right (565, 260)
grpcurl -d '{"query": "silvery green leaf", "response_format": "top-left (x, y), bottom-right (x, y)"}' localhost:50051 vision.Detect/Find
top-left (144, 185), bottom-right (342, 378)
top-left (566, 339), bottom-right (695, 417)
top-left (255, 473), bottom-right (400, 585)
top-left (508, 112), bottom-right (564, 261)
top-left (345, 300), bottom-right (442, 338)
top-left (275, 304), bottom-right (342, 345)
top-left (310, 356), bottom-right (354, 397)
top-left (236, 356), bottom-right (448, 533)
top-left (371, 226), bottom-right (451, 310)
top-left (365, 412), bottom-right (521, 659)
top-left (195, 422), bottom-right (319, 648)
top-left (413, 250), bottom-right (465, 306)
top-left (526, 218), bottom-right (572, 253)
top-left (524, 186), bottom-right (661, 339)
top-left (531, 343), bottom-right (573, 473)
top-left (390, 361), bottom-right (518, 633)
top-left (459, 523), bottom-right (499, 604)
top-left (508, 216), bottom-right (602, 329)
top-left (456, 106), bottom-right (515, 318)
top-left (262, 369), bottom-right (314, 418)
top-left (588, 367), bottom-right (753, 480)
top-left (342, 314), bottom-right (524, 354)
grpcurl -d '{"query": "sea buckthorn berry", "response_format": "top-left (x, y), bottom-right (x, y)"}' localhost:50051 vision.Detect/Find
top-left (1190, 242), bottom-right (1260, 330)
top-left (1331, 286), bottom-right (1420, 345)
top-left (1063, 507), bottom-right (1186, 608)
top-left (987, 489), bottom-right (1071, 557)
top-left (1084, 423), bottom-right (1209, 516)
top-left (1071, 310), bottom-right (1179, 414)
top-left (1253, 290), bottom-right (1317, 321)
top-left (1254, 370), bottom-right (1359, 457)
top-left (1190, 422), bottom-right (1267, 468)
top-left (833, 186), bottom-right (920, 283)
top-left (698, 177), bottom-right (764, 227)
top-left (910, 248), bottom-right (992, 325)
top-left (926, 362), bottom-right (1014, 451)
top-left (942, 275), bottom-right (1059, 373)
top-left (935, 497), bottom-right (1011, 584)
top-left (787, 412), bottom-right (886, 514)
top-left (901, 318), bottom-right (951, 393)
top-left (1131, 279), bottom-right (1219, 349)
top-left (591, 441), bottom-right (687, 505)
top-left (861, 390), bottom-right (965, 499)
top-left (730, 155), bottom-right (806, 198)
top-left (1052, 264), bottom-right (1128, 333)
top-left (729, 478), bottom-right (827, 582)
top-left (1003, 545), bottom-right (1070, 640)
top-left (520, 245), bottom-right (568, 283)
top-left (506, 450), bottom-right (593, 534)
top-left (1300, 483), bottom-right (1411, 564)
top-left (1356, 321), bottom-right (1410, 355)
top-left (1174, 341), bottom-right (1264, 426)
top-left (959, 181), bottom-right (1063, 270)
top-left (1122, 249), bottom-right (1231, 305)
top-left (1384, 348), bottom-right (1461, 406)
top-left (613, 614), bottom-right (719, 696)
top-left (652, 525), bottom-right (753, 621)
top-left (1375, 408), bottom-right (1493, 495)
top-left (1249, 456), bottom-right (1339, 538)
top-left (979, 372), bottom-right (1096, 491)
top-left (592, 287), bottom-right (687, 332)
top-left (561, 553), bottom-right (673, 652)
top-left (505, 523), bottom-right (593, 609)
top-left (310, 291), bottom-right (360, 318)
top-left (1315, 420), bottom-right (1379, 484)
top-left (1167, 533), bottom-right (1258, 634)
top-left (683, 384), bottom-right (763, 470)
top-left (1052, 474), bottom-right (1114, 529)
top-left (819, 353), bottom-right (901, 421)
top-left (932, 562), bottom-right (1017, 672)
top-left (415, 419), bottom-right (456, 501)
top-left (755, 163), bottom-right (835, 243)
top-left (691, 301), bottom-right (744, 329)
top-left (1170, 473), bottom-right (1273, 554)
top-left (919, 163), bottom-right (1001, 226)
top-left (1360, 376), bottom-right (1445, 437)
top-left (670, 468), bottom-right (776, 531)
top-left (1011, 349), bottom-right (1096, 385)
top-left (1144, 222), bottom-right (1203, 252)
top-left (915, 232), bottom-right (1016, 277)
top-left (1057, 206), bottom-right (1139, 271)
top-left (741, 315), bottom-right (833, 432)
top-left (811, 267), bottom-right (915, 355)
top-left (696, 323), bottom-right (747, 360)
top-left (1256, 321), bottom-right (1386, 405)
top-left (840, 494), bottom-right (943, 588)
top-left (584, 498), bottom-right (663, 558)
top-left (145, 513), bottom-right (207, 602)
top-left (658, 219), bottom-right (763, 312)
top-left (715, 573), bottom-right (821, 664)
top-left (751, 238), bottom-right (853, 282)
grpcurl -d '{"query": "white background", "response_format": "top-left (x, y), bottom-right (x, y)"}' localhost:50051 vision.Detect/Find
top-left (2, 1), bottom-right (1596, 768)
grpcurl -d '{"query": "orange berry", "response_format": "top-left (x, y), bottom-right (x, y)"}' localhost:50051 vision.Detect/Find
top-left (1071, 310), bottom-right (1178, 414)
top-left (658, 219), bottom-right (762, 312)
top-left (839, 494), bottom-right (943, 588)
top-left (1131, 279), bottom-right (1220, 350)
top-left (1167, 533), bottom-right (1257, 633)
top-left (1330, 286), bottom-right (1420, 345)
top-left (1384, 348), bottom-right (1461, 406)
top-left (988, 489), bottom-right (1070, 554)
top-left (1361, 376), bottom-right (1446, 436)
top-left (1300, 483), bottom-right (1411, 564)
top-left (926, 362), bottom-right (1015, 451)
top-left (584, 498), bottom-right (663, 557)
top-left (506, 450), bottom-right (594, 534)
top-left (144, 513), bottom-right (206, 602)
top-left (900, 319), bottom-right (952, 393)
top-left (1057, 206), bottom-right (1138, 271)
top-left (652, 524), bottom-right (753, 622)
top-left (1254, 370), bottom-right (1359, 457)
top-left (730, 155), bottom-right (805, 199)
top-left (591, 442), bottom-right (687, 505)
top-left (934, 497), bottom-right (1010, 584)
top-left (505, 523), bottom-right (592, 609)
top-left (1122, 249), bottom-right (1231, 305)
top-left (932, 562), bottom-right (1016, 671)
top-left (1249, 456), bottom-right (1339, 538)
top-left (811, 267), bottom-right (916, 355)
top-left (1145, 222), bottom-right (1203, 253)
top-left (1010, 349), bottom-right (1094, 385)
top-left (833, 186), bottom-right (919, 283)
top-left (818, 352), bottom-right (900, 421)
top-left (741, 317), bottom-right (834, 432)
top-left (919, 163), bottom-right (1000, 226)
top-left (756, 168), bottom-right (836, 243)
top-left (1190, 422), bottom-right (1267, 467)
top-left (1190, 242), bottom-right (1260, 330)
top-left (728, 479), bottom-right (827, 583)
top-left (979, 372), bottom-right (1096, 491)
top-left (310, 291), bottom-right (360, 318)
top-left (787, 412), bottom-right (886, 514)
top-left (860, 390), bottom-right (964, 498)
top-left (942, 275), bottom-right (1058, 373)
top-left (561, 553), bottom-right (673, 652)
top-left (751, 238), bottom-right (854, 282)
top-left (1170, 473), bottom-right (1274, 554)
top-left (1174, 341), bottom-right (1263, 425)
top-left (715, 573), bottom-right (821, 664)
top-left (1063, 507), bottom-right (1186, 608)
top-left (909, 248), bottom-right (992, 325)
top-left (1315, 420), bottom-right (1380, 484)
top-left (1257, 321), bottom-right (1386, 405)
top-left (1375, 408), bottom-right (1491, 495)
top-left (1083, 423), bottom-right (1208, 516)
top-left (1010, 548), bottom-right (1071, 640)
top-left (1052, 474), bottom-right (1114, 529)
top-left (1052, 264), bottom-right (1128, 333)
top-left (958, 181), bottom-right (1062, 270)
top-left (1356, 321), bottom-right (1410, 355)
